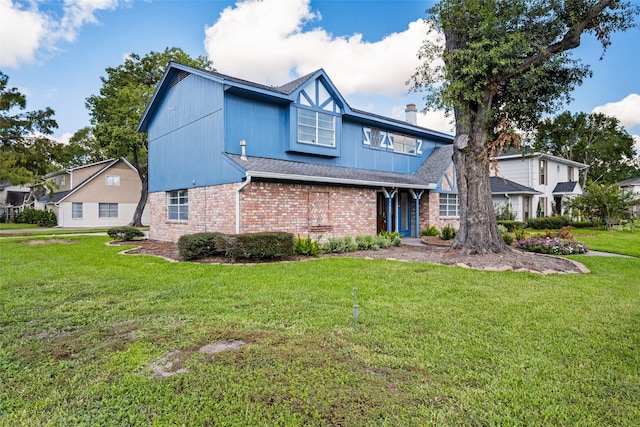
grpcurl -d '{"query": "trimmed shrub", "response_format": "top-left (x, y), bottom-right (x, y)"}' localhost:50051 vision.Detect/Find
top-left (526, 216), bottom-right (570, 230)
top-left (107, 227), bottom-right (145, 241)
top-left (321, 236), bottom-right (357, 253)
top-left (356, 235), bottom-right (380, 251)
top-left (379, 231), bottom-right (402, 246)
top-left (226, 232), bottom-right (294, 260)
top-left (178, 232), bottom-right (228, 261)
top-left (14, 208), bottom-right (57, 227)
top-left (502, 233), bottom-right (514, 245)
top-left (421, 226), bottom-right (440, 237)
top-left (293, 235), bottom-right (320, 256)
top-left (497, 220), bottom-right (526, 231)
top-left (440, 224), bottom-right (457, 241)
top-left (569, 220), bottom-right (594, 228)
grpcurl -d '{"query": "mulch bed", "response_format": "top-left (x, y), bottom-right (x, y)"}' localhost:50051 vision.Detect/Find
top-left (112, 238), bottom-right (587, 274)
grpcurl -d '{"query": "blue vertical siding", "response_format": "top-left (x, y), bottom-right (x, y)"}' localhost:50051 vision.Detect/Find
top-left (148, 74), bottom-right (243, 192)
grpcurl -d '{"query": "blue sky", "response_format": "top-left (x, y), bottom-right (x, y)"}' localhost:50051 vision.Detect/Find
top-left (1, 0), bottom-right (639, 153)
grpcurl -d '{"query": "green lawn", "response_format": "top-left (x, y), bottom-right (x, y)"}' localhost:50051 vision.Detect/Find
top-left (1, 234), bottom-right (638, 426)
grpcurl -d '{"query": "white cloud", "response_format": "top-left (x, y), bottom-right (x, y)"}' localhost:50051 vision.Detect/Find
top-left (204, 0), bottom-right (436, 97)
top-left (0, 0), bottom-right (123, 68)
top-left (592, 94), bottom-right (640, 130)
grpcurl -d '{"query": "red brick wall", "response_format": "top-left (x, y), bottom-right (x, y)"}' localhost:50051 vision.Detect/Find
top-left (419, 192), bottom-right (460, 233)
top-left (149, 182), bottom-right (377, 242)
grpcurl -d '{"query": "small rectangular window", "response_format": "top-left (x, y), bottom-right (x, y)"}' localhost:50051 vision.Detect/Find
top-left (393, 133), bottom-right (417, 155)
top-left (106, 175), bottom-right (120, 186)
top-left (567, 166), bottom-right (574, 181)
top-left (439, 194), bottom-right (459, 217)
top-left (539, 160), bottom-right (547, 185)
top-left (99, 203), bottom-right (118, 218)
top-left (72, 202), bottom-right (83, 219)
top-left (168, 190), bottom-right (188, 221)
top-left (298, 108), bottom-right (335, 146)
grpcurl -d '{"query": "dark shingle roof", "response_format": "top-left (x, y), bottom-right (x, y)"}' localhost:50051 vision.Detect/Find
top-left (277, 70), bottom-right (319, 94)
top-left (415, 146), bottom-right (453, 183)
top-left (38, 190), bottom-right (71, 203)
top-left (224, 153), bottom-right (436, 189)
top-left (490, 177), bottom-right (541, 195)
top-left (553, 181), bottom-right (578, 193)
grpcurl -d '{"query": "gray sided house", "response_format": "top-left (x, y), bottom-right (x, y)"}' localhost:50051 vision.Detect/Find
top-left (138, 62), bottom-right (461, 243)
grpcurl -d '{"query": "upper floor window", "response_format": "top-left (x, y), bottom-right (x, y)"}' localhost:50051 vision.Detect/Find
top-left (298, 108), bottom-right (335, 147)
top-left (168, 190), bottom-right (188, 221)
top-left (567, 166), bottom-right (574, 181)
top-left (106, 175), bottom-right (120, 186)
top-left (394, 134), bottom-right (417, 155)
top-left (60, 176), bottom-right (65, 186)
top-left (539, 159), bottom-right (547, 185)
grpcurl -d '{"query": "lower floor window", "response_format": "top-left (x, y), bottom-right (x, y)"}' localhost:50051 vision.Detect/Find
top-left (168, 190), bottom-right (188, 221)
top-left (99, 203), bottom-right (118, 218)
top-left (72, 202), bottom-right (83, 219)
top-left (439, 193), bottom-right (459, 217)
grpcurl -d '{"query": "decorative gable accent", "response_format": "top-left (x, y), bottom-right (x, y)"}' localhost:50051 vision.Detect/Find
top-left (298, 79), bottom-right (341, 114)
top-left (439, 164), bottom-right (457, 192)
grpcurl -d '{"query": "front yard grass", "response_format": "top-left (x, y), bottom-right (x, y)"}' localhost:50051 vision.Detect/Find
top-left (1, 235), bottom-right (638, 425)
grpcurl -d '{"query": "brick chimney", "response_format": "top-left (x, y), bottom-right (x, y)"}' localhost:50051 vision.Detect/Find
top-left (405, 103), bottom-right (417, 125)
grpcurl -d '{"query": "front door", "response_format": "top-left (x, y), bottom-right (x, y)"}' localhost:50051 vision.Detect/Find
top-left (397, 192), bottom-right (412, 236)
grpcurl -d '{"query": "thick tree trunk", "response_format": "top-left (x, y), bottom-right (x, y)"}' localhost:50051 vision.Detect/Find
top-left (449, 102), bottom-right (511, 254)
top-left (129, 172), bottom-right (147, 227)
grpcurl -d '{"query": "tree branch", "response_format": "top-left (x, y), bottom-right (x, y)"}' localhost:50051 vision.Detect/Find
top-left (496, 0), bottom-right (614, 83)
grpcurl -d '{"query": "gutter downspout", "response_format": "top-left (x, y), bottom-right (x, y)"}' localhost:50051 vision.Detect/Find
top-left (235, 174), bottom-right (252, 234)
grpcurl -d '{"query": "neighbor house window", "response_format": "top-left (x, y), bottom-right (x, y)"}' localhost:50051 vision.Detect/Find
top-left (106, 175), bottom-right (120, 186)
top-left (567, 166), bottom-right (574, 181)
top-left (439, 193), bottom-right (459, 217)
top-left (168, 190), bottom-right (188, 221)
top-left (72, 202), bottom-right (83, 219)
top-left (98, 203), bottom-right (118, 218)
top-left (298, 108), bottom-right (335, 146)
top-left (539, 159), bottom-right (547, 185)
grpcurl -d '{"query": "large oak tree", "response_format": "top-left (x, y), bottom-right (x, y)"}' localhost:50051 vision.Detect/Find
top-left (86, 48), bottom-right (213, 226)
top-left (410, 0), bottom-right (638, 254)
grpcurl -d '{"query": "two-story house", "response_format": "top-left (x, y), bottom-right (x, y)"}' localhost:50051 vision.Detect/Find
top-left (493, 152), bottom-right (587, 221)
top-left (38, 158), bottom-right (149, 227)
top-left (138, 62), bottom-right (464, 243)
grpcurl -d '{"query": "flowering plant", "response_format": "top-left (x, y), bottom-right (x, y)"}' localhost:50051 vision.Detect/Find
top-left (514, 236), bottom-right (588, 255)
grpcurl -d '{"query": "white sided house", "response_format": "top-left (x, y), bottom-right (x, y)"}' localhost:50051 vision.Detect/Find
top-left (494, 152), bottom-right (587, 220)
top-left (38, 158), bottom-right (149, 227)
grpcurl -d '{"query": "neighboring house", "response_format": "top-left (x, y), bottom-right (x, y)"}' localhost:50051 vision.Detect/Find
top-left (0, 182), bottom-right (32, 222)
top-left (138, 62), bottom-right (460, 243)
top-left (619, 176), bottom-right (640, 215)
top-left (490, 176), bottom-right (542, 222)
top-left (494, 152), bottom-right (587, 220)
top-left (37, 158), bottom-right (149, 227)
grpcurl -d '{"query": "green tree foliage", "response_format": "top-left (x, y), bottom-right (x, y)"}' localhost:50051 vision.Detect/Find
top-left (532, 111), bottom-right (638, 186)
top-left (410, 0), bottom-right (638, 254)
top-left (85, 48), bottom-right (214, 226)
top-left (568, 182), bottom-right (640, 228)
top-left (0, 71), bottom-right (58, 183)
top-left (57, 127), bottom-right (107, 168)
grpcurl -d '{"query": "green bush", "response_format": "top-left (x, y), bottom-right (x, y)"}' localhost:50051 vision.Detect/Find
top-left (421, 226), bottom-right (440, 237)
top-left (293, 235), bottom-right (320, 256)
top-left (321, 236), bottom-right (357, 253)
top-left (178, 232), bottom-right (228, 261)
top-left (526, 216), bottom-right (570, 230)
top-left (226, 232), bottom-right (294, 260)
top-left (378, 231), bottom-right (402, 246)
top-left (440, 224), bottom-right (457, 241)
top-left (107, 227), bottom-right (145, 241)
top-left (514, 228), bottom-right (526, 241)
top-left (356, 235), bottom-right (380, 251)
top-left (497, 220), bottom-right (526, 231)
top-left (497, 224), bottom-right (508, 234)
top-left (502, 233), bottom-right (514, 245)
top-left (14, 208), bottom-right (57, 227)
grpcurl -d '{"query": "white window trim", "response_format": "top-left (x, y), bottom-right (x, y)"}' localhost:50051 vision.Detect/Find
top-left (298, 108), bottom-right (336, 147)
top-left (167, 190), bottom-right (188, 221)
